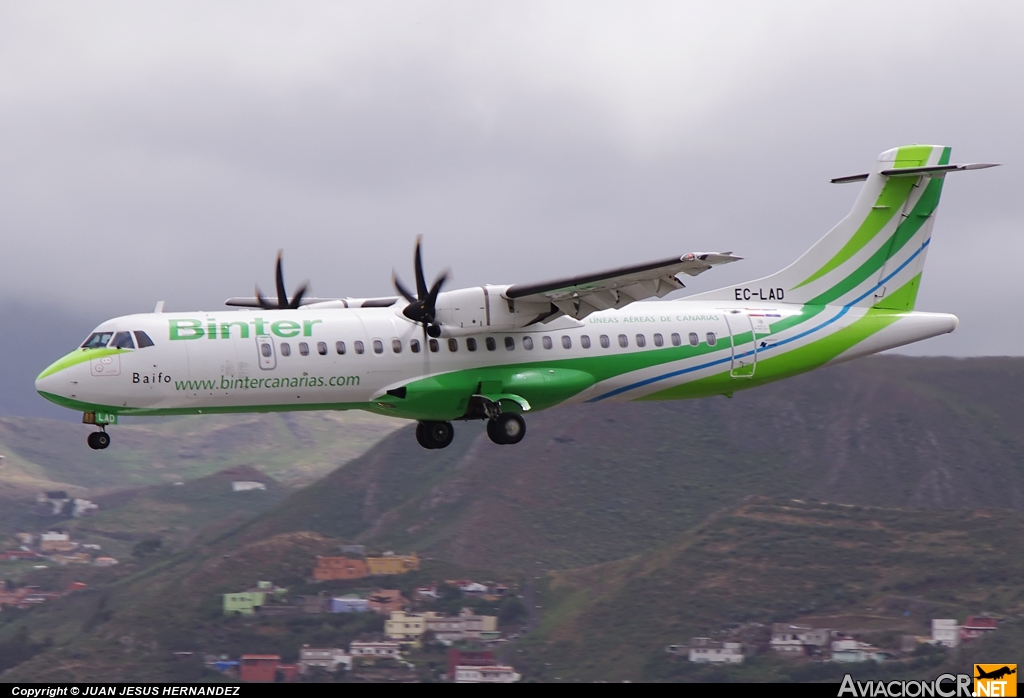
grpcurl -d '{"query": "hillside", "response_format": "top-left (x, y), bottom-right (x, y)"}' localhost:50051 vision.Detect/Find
top-left (515, 497), bottom-right (1024, 681)
top-left (2, 355), bottom-right (1024, 681)
top-left (0, 411), bottom-right (403, 495)
top-left (234, 356), bottom-right (1024, 571)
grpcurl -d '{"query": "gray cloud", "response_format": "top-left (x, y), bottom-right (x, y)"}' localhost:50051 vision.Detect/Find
top-left (2, 1), bottom-right (1022, 362)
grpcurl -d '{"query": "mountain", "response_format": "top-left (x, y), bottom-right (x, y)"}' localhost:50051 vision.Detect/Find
top-left (233, 355), bottom-right (1024, 570)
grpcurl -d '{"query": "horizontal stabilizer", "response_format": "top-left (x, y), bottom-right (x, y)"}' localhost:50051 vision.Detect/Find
top-left (832, 162), bottom-right (999, 184)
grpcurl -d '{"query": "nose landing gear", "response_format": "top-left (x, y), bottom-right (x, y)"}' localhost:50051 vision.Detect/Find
top-left (487, 413), bottom-right (526, 445)
top-left (87, 430), bottom-right (110, 450)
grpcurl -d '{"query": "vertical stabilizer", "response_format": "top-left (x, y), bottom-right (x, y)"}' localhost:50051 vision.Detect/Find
top-left (692, 145), bottom-right (964, 310)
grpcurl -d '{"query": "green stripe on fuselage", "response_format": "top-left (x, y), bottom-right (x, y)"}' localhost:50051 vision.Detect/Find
top-left (37, 348), bottom-right (129, 380)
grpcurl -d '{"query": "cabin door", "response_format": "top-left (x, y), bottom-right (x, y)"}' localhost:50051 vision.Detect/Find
top-left (256, 335), bottom-right (277, 370)
top-left (722, 309), bottom-right (756, 378)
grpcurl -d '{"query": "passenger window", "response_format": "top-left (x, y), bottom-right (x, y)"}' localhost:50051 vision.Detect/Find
top-left (689, 332), bottom-right (700, 346)
top-left (618, 334), bottom-right (629, 348)
top-left (561, 336), bottom-right (572, 349)
top-left (706, 332), bottom-right (717, 346)
top-left (448, 338), bottom-right (458, 352)
top-left (429, 338), bottom-right (439, 353)
top-left (134, 331), bottom-right (155, 348)
top-left (653, 333), bottom-right (664, 347)
top-left (671, 333), bottom-right (681, 347)
top-left (600, 335), bottom-right (610, 348)
top-left (299, 342), bottom-right (310, 356)
top-left (317, 341), bottom-right (327, 355)
top-left (523, 336), bottom-right (534, 350)
top-left (466, 338), bottom-right (477, 351)
top-left (505, 337), bottom-right (515, 350)
top-left (581, 335), bottom-right (591, 349)
top-left (81, 332), bottom-right (114, 349)
top-left (392, 339), bottom-right (402, 353)
top-left (281, 343), bottom-right (292, 357)
top-left (373, 340), bottom-right (384, 354)
top-left (354, 341), bottom-right (365, 355)
top-left (260, 344), bottom-right (272, 358)
top-left (542, 336), bottom-right (553, 350)
top-left (111, 331), bottom-right (135, 349)
top-left (410, 339), bottom-right (420, 353)
top-left (336, 341), bottom-right (347, 355)
top-left (635, 334), bottom-right (646, 348)
top-left (486, 337), bottom-right (496, 351)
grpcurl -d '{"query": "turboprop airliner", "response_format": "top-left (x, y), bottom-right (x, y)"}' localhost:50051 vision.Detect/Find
top-left (36, 145), bottom-right (996, 451)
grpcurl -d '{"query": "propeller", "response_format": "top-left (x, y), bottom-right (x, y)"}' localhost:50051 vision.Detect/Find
top-left (392, 236), bottom-right (448, 338)
top-left (255, 251), bottom-right (309, 310)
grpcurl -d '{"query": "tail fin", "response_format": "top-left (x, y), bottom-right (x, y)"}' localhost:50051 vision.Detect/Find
top-left (694, 145), bottom-right (995, 310)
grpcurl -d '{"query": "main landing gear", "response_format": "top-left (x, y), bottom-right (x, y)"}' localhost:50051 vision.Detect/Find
top-left (416, 421), bottom-right (455, 450)
top-left (486, 413), bottom-right (526, 445)
top-left (87, 429), bottom-right (110, 450)
top-left (414, 413), bottom-right (527, 450)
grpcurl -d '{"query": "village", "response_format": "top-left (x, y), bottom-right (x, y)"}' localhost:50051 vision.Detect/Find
top-left (202, 546), bottom-right (522, 682)
top-left (671, 615), bottom-right (1001, 666)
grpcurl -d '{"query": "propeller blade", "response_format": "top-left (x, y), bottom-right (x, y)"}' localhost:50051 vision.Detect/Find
top-left (422, 270), bottom-right (449, 324)
top-left (289, 282), bottom-right (309, 309)
top-left (275, 251), bottom-right (289, 309)
top-left (255, 285), bottom-right (276, 310)
top-left (392, 272), bottom-right (418, 304)
top-left (413, 236), bottom-right (428, 300)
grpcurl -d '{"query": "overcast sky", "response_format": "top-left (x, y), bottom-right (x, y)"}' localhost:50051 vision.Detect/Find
top-left (2, 1), bottom-right (1022, 361)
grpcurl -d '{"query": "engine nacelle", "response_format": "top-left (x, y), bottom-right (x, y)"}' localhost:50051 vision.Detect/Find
top-left (431, 285), bottom-right (553, 336)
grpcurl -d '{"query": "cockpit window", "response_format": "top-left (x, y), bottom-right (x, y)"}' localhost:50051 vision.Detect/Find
top-left (81, 332), bottom-right (114, 349)
top-left (134, 331), bottom-right (155, 348)
top-left (111, 331), bottom-right (135, 349)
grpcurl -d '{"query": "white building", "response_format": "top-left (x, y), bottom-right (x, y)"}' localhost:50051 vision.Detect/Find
top-left (831, 639), bottom-right (889, 663)
top-left (349, 641), bottom-right (401, 658)
top-left (931, 619), bottom-right (961, 648)
top-left (688, 638), bottom-right (744, 664)
top-left (770, 624), bottom-right (832, 655)
top-left (455, 665), bottom-right (521, 683)
top-left (298, 646), bottom-right (351, 673)
top-left (232, 481), bottom-right (267, 492)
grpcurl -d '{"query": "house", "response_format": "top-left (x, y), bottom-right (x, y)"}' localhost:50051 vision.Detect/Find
top-left (37, 492), bottom-right (70, 516)
top-left (426, 608), bottom-right (500, 644)
top-left (770, 624), bottom-right (832, 656)
top-left (339, 544), bottom-right (365, 555)
top-left (313, 556), bottom-right (368, 581)
top-left (349, 641), bottom-right (402, 658)
top-left (232, 481), bottom-right (266, 492)
top-left (72, 499), bottom-right (98, 517)
top-left (330, 596), bottom-right (370, 613)
top-left (239, 655), bottom-right (282, 682)
top-left (456, 581), bottom-right (489, 597)
top-left (931, 619), bottom-right (961, 648)
top-left (50, 552), bottom-right (92, 565)
top-left (39, 531), bottom-right (75, 553)
top-left (416, 585), bottom-right (439, 601)
top-left (366, 553), bottom-right (419, 575)
top-left (298, 646), bottom-right (351, 673)
top-left (1, 550), bottom-right (40, 561)
top-left (368, 589), bottom-right (407, 615)
top-left (961, 616), bottom-right (998, 642)
top-left (94, 557), bottom-right (119, 567)
top-left (297, 594), bottom-right (328, 614)
top-left (448, 649), bottom-right (494, 681)
top-left (688, 638), bottom-right (744, 664)
top-left (15, 533), bottom-right (35, 546)
top-left (386, 611), bottom-right (437, 646)
top-left (223, 592), bottom-right (266, 615)
top-left (454, 666), bottom-right (521, 683)
top-left (831, 639), bottom-right (890, 663)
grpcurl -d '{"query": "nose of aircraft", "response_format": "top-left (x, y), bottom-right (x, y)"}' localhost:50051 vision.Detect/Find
top-left (35, 350), bottom-right (86, 406)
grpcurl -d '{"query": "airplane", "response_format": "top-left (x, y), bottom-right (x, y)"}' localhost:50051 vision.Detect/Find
top-left (36, 145), bottom-right (997, 451)
top-left (976, 666), bottom-right (1016, 681)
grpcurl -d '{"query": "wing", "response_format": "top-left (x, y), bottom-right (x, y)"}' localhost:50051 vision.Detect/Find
top-left (224, 296), bottom-right (399, 309)
top-left (504, 251), bottom-right (741, 321)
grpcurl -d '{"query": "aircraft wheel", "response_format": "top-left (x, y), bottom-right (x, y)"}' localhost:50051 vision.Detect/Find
top-left (487, 413), bottom-right (525, 445)
top-left (87, 432), bottom-right (110, 450)
top-left (416, 421), bottom-right (454, 450)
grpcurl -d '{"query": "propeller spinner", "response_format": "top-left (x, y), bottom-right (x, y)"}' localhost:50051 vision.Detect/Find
top-left (393, 237), bottom-right (448, 338)
top-left (255, 251), bottom-right (309, 310)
